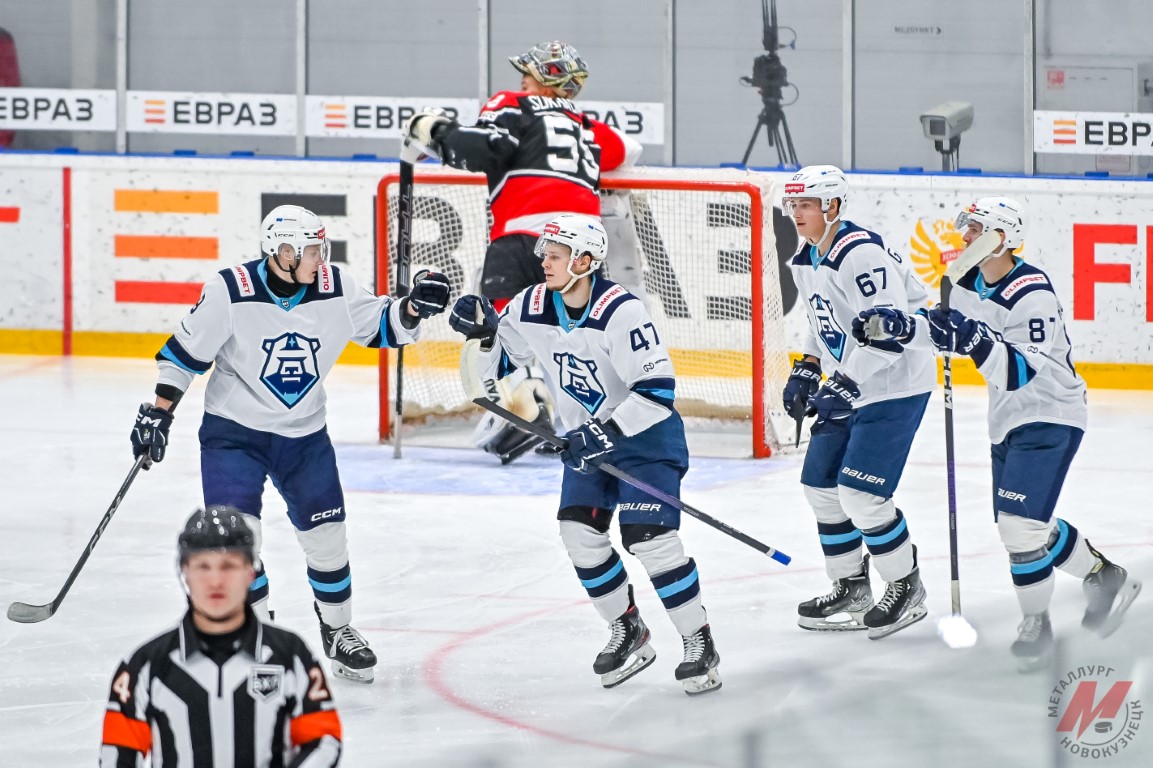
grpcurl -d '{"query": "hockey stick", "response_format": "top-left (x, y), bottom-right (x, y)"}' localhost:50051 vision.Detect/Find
top-left (458, 341), bottom-right (790, 563)
top-left (8, 453), bottom-right (151, 623)
top-left (392, 159), bottom-right (415, 459)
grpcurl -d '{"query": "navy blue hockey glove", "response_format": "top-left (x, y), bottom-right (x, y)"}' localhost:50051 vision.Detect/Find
top-left (407, 270), bottom-right (451, 319)
top-left (853, 306), bottom-right (916, 346)
top-left (449, 294), bottom-right (500, 343)
top-left (560, 418), bottom-right (619, 474)
top-left (926, 306), bottom-right (994, 364)
top-left (782, 358), bottom-right (822, 414)
top-left (806, 371), bottom-right (860, 424)
top-left (131, 403), bottom-right (174, 466)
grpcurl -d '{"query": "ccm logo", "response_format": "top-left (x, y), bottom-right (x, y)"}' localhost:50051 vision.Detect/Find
top-left (618, 502), bottom-right (662, 512)
top-left (997, 489), bottom-right (1027, 502)
top-left (841, 467), bottom-right (885, 485)
top-left (310, 507), bottom-right (343, 522)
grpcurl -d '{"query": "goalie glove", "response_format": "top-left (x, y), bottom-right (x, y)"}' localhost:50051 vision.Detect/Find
top-left (401, 108), bottom-right (453, 162)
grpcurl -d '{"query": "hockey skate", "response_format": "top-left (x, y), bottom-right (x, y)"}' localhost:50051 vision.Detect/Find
top-left (797, 555), bottom-right (873, 631)
top-left (1011, 612), bottom-right (1053, 674)
top-left (675, 624), bottom-right (721, 696)
top-left (593, 586), bottom-right (656, 688)
top-left (314, 604), bottom-right (377, 684)
top-left (864, 562), bottom-right (927, 640)
top-left (1082, 552), bottom-right (1142, 638)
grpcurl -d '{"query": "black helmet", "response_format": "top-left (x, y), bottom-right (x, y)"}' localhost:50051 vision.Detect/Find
top-left (178, 506), bottom-right (255, 565)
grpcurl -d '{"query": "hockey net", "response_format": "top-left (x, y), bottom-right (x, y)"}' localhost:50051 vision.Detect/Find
top-left (375, 166), bottom-right (793, 457)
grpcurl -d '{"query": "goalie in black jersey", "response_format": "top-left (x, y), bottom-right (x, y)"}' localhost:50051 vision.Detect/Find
top-left (101, 508), bottom-right (342, 766)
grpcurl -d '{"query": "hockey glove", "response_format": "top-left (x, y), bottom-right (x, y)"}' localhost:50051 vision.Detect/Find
top-left (407, 270), bottom-right (451, 319)
top-left (806, 371), bottom-right (860, 424)
top-left (852, 307), bottom-right (916, 346)
top-left (449, 294), bottom-right (501, 344)
top-left (131, 403), bottom-right (174, 465)
top-left (401, 108), bottom-right (453, 162)
top-left (782, 358), bottom-right (822, 413)
top-left (560, 418), bottom-right (619, 474)
top-left (926, 306), bottom-right (994, 364)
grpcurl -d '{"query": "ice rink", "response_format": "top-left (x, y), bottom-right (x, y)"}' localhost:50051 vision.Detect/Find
top-left (1, 354), bottom-right (1151, 767)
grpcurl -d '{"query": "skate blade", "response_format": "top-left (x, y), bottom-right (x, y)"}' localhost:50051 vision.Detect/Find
top-left (332, 662), bottom-right (375, 684)
top-left (1097, 579), bottom-right (1142, 639)
top-left (866, 605), bottom-right (928, 640)
top-left (798, 611), bottom-right (869, 631)
top-left (680, 667), bottom-right (722, 696)
top-left (1015, 649), bottom-right (1054, 674)
top-left (599, 644), bottom-right (656, 689)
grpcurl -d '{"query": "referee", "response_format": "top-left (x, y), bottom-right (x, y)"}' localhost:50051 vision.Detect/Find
top-left (100, 507), bottom-right (342, 766)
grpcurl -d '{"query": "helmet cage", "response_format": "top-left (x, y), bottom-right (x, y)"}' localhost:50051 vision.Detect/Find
top-left (510, 41), bottom-right (588, 98)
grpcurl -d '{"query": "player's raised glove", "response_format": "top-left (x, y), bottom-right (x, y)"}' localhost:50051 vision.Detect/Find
top-left (131, 403), bottom-right (174, 466)
top-left (407, 270), bottom-right (451, 318)
top-left (560, 418), bottom-right (619, 474)
top-left (806, 371), bottom-right (860, 424)
top-left (926, 306), bottom-right (994, 364)
top-left (782, 358), bottom-right (822, 414)
top-left (449, 294), bottom-right (500, 344)
top-left (853, 306), bottom-right (916, 346)
top-left (401, 108), bottom-right (453, 162)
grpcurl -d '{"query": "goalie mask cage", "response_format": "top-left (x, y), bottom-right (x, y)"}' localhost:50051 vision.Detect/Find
top-left (375, 167), bottom-right (793, 458)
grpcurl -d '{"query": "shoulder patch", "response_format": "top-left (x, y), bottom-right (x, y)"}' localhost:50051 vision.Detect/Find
top-left (1000, 272), bottom-right (1050, 301)
top-left (231, 265), bottom-right (256, 297)
top-left (527, 284), bottom-right (548, 315)
top-left (316, 264), bottom-right (335, 294)
top-left (825, 230), bottom-right (877, 265)
top-left (589, 284), bottom-right (629, 321)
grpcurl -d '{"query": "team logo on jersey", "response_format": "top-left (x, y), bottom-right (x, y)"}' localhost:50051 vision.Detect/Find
top-left (910, 218), bottom-right (965, 295)
top-left (260, 332), bottom-right (322, 408)
top-left (553, 352), bottom-right (607, 414)
top-left (809, 294), bottom-right (847, 361)
top-left (248, 665), bottom-right (284, 701)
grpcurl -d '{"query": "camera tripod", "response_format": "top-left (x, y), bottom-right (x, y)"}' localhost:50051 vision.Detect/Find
top-left (741, 96), bottom-right (798, 168)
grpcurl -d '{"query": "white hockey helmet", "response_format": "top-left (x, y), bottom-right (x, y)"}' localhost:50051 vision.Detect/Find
top-left (781, 164), bottom-right (849, 217)
top-left (510, 41), bottom-right (589, 99)
top-left (260, 205), bottom-right (330, 266)
top-left (955, 196), bottom-right (1026, 250)
top-left (534, 213), bottom-right (608, 293)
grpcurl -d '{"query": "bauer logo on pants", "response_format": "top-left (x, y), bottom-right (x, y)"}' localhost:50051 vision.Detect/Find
top-left (1050, 665), bottom-right (1142, 759)
top-left (260, 332), bottom-right (322, 408)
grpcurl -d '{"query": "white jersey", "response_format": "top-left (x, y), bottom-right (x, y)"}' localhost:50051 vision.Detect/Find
top-left (789, 221), bottom-right (936, 406)
top-left (156, 259), bottom-right (418, 437)
top-left (947, 260), bottom-right (1087, 443)
top-left (478, 276), bottom-right (675, 437)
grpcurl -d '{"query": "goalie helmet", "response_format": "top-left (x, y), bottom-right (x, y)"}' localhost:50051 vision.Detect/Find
top-left (260, 205), bottom-right (330, 265)
top-left (781, 165), bottom-right (849, 216)
top-left (510, 41), bottom-right (589, 99)
top-left (955, 196), bottom-right (1026, 250)
top-left (178, 506), bottom-right (255, 565)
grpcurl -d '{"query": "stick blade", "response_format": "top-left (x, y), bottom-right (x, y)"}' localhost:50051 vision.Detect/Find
top-left (945, 230), bottom-right (1001, 281)
top-left (7, 601), bottom-right (55, 624)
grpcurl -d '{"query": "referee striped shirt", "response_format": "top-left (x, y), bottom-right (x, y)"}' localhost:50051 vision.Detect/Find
top-left (101, 608), bottom-right (341, 766)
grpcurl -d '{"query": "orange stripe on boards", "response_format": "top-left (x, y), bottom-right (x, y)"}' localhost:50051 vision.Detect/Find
top-left (114, 190), bottom-right (219, 214)
top-left (290, 709), bottom-right (343, 746)
top-left (0, 206), bottom-right (18, 223)
top-left (114, 235), bottom-right (218, 260)
top-left (115, 281), bottom-right (203, 304)
top-left (102, 711), bottom-right (152, 753)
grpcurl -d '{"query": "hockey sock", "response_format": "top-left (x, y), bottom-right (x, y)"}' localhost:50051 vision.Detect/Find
top-left (861, 509), bottom-right (914, 582)
top-left (804, 485), bottom-right (864, 579)
top-left (248, 562), bottom-right (270, 610)
top-left (1048, 519), bottom-right (1100, 579)
top-left (308, 563), bottom-right (352, 627)
top-left (1009, 547), bottom-right (1056, 616)
top-left (573, 549), bottom-right (631, 621)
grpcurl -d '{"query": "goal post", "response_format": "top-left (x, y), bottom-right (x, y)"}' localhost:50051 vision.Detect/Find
top-left (375, 167), bottom-right (793, 458)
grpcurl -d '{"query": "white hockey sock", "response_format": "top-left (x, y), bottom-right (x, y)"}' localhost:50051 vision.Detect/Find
top-left (804, 485), bottom-right (865, 580)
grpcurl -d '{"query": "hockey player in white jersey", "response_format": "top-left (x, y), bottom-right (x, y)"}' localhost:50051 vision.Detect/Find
top-left (859, 196), bottom-right (1141, 669)
top-left (782, 165), bottom-right (935, 639)
top-left (448, 214), bottom-right (721, 695)
top-left (129, 205), bottom-right (450, 683)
